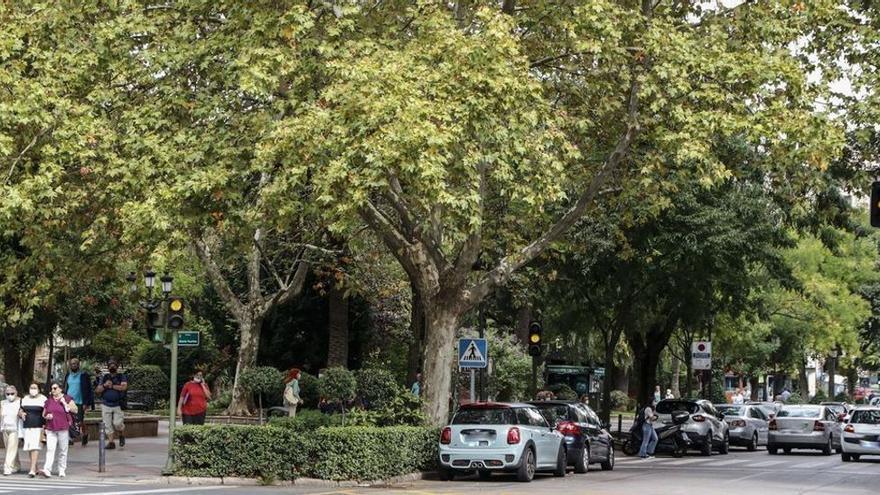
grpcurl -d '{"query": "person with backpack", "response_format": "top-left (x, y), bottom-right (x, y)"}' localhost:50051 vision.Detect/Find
top-left (638, 403), bottom-right (659, 459)
top-left (1, 385), bottom-right (22, 475)
top-left (94, 360), bottom-right (128, 450)
top-left (62, 358), bottom-right (94, 446)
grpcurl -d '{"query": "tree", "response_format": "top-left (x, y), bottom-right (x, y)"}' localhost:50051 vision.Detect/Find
top-left (262, 1), bottom-right (841, 425)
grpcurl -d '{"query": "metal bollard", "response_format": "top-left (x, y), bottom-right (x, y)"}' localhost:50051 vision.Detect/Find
top-left (618, 414), bottom-right (622, 434)
top-left (98, 424), bottom-right (105, 473)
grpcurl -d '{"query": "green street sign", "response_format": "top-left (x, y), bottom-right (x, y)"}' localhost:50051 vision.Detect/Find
top-left (178, 331), bottom-right (200, 347)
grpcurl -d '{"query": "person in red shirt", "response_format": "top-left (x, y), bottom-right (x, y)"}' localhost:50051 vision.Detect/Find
top-left (177, 370), bottom-right (211, 425)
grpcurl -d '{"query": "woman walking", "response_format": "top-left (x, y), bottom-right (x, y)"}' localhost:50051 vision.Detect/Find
top-left (178, 370), bottom-right (211, 425)
top-left (283, 369), bottom-right (302, 418)
top-left (1, 385), bottom-right (22, 475)
top-left (19, 383), bottom-right (46, 478)
top-left (40, 382), bottom-right (77, 478)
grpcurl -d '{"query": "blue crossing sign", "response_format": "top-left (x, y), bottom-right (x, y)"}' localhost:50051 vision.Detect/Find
top-left (458, 338), bottom-right (488, 369)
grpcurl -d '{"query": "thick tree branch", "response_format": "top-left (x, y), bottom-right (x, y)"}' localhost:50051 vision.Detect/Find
top-left (451, 164), bottom-right (486, 284)
top-left (192, 234), bottom-right (246, 321)
top-left (501, 0), bottom-right (516, 15)
top-left (266, 259), bottom-right (310, 313)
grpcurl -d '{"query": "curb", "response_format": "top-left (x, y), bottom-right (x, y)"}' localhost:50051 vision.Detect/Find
top-left (160, 471), bottom-right (432, 487)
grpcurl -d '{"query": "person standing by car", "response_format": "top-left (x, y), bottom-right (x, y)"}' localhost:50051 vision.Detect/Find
top-left (653, 386), bottom-right (662, 406)
top-left (62, 358), bottom-right (94, 446)
top-left (178, 370), bottom-right (211, 425)
top-left (40, 382), bottom-right (77, 478)
top-left (638, 404), bottom-right (659, 459)
top-left (19, 383), bottom-right (46, 478)
top-left (1, 385), bottom-right (22, 475)
top-left (283, 369), bottom-right (302, 418)
top-left (95, 360), bottom-right (127, 450)
top-left (665, 389), bottom-right (674, 399)
top-left (733, 389), bottom-right (745, 404)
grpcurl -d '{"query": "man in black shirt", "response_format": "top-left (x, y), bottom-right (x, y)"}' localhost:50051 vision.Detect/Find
top-left (95, 361), bottom-right (128, 449)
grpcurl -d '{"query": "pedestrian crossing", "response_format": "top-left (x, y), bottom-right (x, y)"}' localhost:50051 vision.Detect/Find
top-left (614, 454), bottom-right (880, 472)
top-left (0, 477), bottom-right (135, 494)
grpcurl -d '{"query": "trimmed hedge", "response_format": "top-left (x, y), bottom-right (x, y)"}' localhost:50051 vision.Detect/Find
top-left (172, 424), bottom-right (439, 481)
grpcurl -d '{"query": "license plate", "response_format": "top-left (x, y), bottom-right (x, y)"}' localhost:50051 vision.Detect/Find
top-left (480, 440), bottom-right (489, 447)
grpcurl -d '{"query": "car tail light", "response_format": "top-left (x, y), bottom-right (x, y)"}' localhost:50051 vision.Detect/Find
top-left (507, 427), bottom-right (521, 445)
top-left (813, 421), bottom-right (825, 432)
top-left (692, 414), bottom-right (706, 422)
top-left (557, 421), bottom-right (581, 436)
top-left (768, 419), bottom-right (777, 431)
top-left (844, 424), bottom-right (855, 433)
top-left (730, 419), bottom-right (746, 428)
top-left (440, 427), bottom-right (452, 445)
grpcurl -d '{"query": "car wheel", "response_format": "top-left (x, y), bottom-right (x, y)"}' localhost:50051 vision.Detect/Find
top-left (601, 446), bottom-right (615, 471)
top-left (554, 445), bottom-right (567, 478)
top-left (768, 447), bottom-right (778, 455)
top-left (517, 447), bottom-right (536, 483)
top-left (747, 433), bottom-right (758, 452)
top-left (842, 452), bottom-right (852, 462)
top-left (822, 436), bottom-right (833, 456)
top-left (439, 468), bottom-right (455, 481)
top-left (783, 448), bottom-right (791, 454)
top-left (623, 440), bottom-right (638, 457)
top-left (700, 432), bottom-right (713, 456)
top-left (478, 470), bottom-right (492, 481)
top-left (853, 454), bottom-right (861, 461)
top-left (719, 433), bottom-right (730, 455)
top-left (573, 446), bottom-right (590, 474)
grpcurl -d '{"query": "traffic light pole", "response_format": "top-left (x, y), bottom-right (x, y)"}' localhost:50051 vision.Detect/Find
top-left (162, 310), bottom-right (178, 475)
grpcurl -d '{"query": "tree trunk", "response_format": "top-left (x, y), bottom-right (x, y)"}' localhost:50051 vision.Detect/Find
top-left (827, 355), bottom-right (837, 399)
top-left (799, 359), bottom-right (809, 398)
top-left (421, 302), bottom-right (461, 426)
top-left (670, 355), bottom-right (681, 399)
top-left (846, 364), bottom-right (858, 400)
top-left (406, 283), bottom-right (425, 385)
top-left (226, 315), bottom-right (263, 416)
top-left (749, 376), bottom-right (760, 401)
top-left (326, 285), bottom-right (349, 368)
top-left (600, 343), bottom-right (616, 423)
top-left (630, 334), bottom-right (664, 408)
top-left (3, 343), bottom-right (36, 392)
top-left (515, 305), bottom-right (531, 349)
top-left (685, 357), bottom-right (693, 398)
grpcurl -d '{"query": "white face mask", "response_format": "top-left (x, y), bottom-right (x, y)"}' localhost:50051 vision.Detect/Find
top-left (5, 394), bottom-right (15, 402)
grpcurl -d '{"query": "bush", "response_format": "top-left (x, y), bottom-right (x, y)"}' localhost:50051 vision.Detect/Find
top-left (609, 390), bottom-right (630, 411)
top-left (355, 367), bottom-right (399, 409)
top-left (239, 366), bottom-right (284, 409)
top-left (319, 367), bottom-right (357, 405)
top-left (787, 392), bottom-right (804, 404)
top-left (126, 365), bottom-right (169, 410)
top-left (374, 387), bottom-right (427, 426)
top-left (834, 392), bottom-right (849, 403)
top-left (298, 372), bottom-right (319, 409)
top-left (546, 383), bottom-right (578, 401)
top-left (173, 424), bottom-right (438, 482)
top-left (810, 389), bottom-right (828, 404)
top-left (269, 409), bottom-right (342, 432)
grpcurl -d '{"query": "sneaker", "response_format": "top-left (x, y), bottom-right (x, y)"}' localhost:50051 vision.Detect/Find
top-left (106, 442), bottom-right (116, 450)
top-left (38, 470), bottom-right (51, 478)
top-left (28, 472), bottom-right (35, 478)
top-left (647, 455), bottom-right (656, 459)
top-left (59, 472), bottom-right (66, 478)
top-left (119, 435), bottom-right (125, 448)
top-left (3, 471), bottom-right (10, 476)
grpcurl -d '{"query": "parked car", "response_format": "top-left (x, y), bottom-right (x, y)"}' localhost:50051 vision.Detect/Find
top-left (439, 402), bottom-right (567, 482)
top-left (768, 405), bottom-right (843, 455)
top-left (654, 399), bottom-right (729, 456)
top-left (715, 404), bottom-right (770, 451)
top-left (820, 402), bottom-right (851, 421)
top-left (841, 406), bottom-right (880, 462)
top-left (746, 401), bottom-right (782, 418)
top-left (528, 401), bottom-right (615, 473)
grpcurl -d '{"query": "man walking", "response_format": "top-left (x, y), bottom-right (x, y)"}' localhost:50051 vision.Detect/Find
top-left (94, 361), bottom-right (127, 450)
top-left (62, 358), bottom-right (94, 446)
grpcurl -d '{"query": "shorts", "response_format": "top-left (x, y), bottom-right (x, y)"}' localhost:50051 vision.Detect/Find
top-left (22, 428), bottom-right (42, 451)
top-left (101, 404), bottom-right (125, 434)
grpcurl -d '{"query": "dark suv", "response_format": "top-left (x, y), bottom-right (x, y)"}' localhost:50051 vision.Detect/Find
top-left (528, 401), bottom-right (614, 473)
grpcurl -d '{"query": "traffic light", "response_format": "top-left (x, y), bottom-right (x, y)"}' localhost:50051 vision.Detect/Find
top-left (528, 321), bottom-right (543, 356)
top-left (872, 181), bottom-right (880, 228)
top-left (145, 307), bottom-right (164, 343)
top-left (167, 296), bottom-right (185, 330)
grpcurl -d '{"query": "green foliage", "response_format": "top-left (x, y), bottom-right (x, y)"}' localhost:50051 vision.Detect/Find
top-left (297, 372), bottom-right (320, 409)
top-left (810, 389), bottom-right (829, 404)
top-left (125, 365), bottom-right (169, 410)
top-left (207, 390), bottom-right (231, 415)
top-left (834, 392), bottom-right (849, 403)
top-left (373, 387), bottom-right (427, 427)
top-left (485, 329), bottom-right (533, 402)
top-left (355, 367), bottom-right (399, 409)
top-left (269, 409), bottom-right (342, 432)
top-left (547, 383), bottom-right (578, 401)
top-left (239, 367), bottom-right (283, 402)
top-left (787, 393), bottom-right (804, 404)
top-left (90, 327), bottom-right (149, 364)
top-left (609, 390), bottom-right (631, 411)
top-left (173, 425), bottom-right (438, 481)
top-left (319, 367), bottom-right (356, 404)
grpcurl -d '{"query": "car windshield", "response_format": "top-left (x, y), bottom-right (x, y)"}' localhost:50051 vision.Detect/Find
top-left (716, 405), bottom-right (745, 416)
top-left (824, 405), bottom-right (845, 414)
top-left (532, 404), bottom-right (570, 424)
top-left (656, 401), bottom-right (700, 414)
top-left (778, 407), bottom-right (821, 418)
top-left (850, 410), bottom-right (880, 424)
top-left (452, 407), bottom-right (514, 425)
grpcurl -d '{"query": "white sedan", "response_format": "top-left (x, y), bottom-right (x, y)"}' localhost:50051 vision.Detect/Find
top-left (841, 406), bottom-right (880, 462)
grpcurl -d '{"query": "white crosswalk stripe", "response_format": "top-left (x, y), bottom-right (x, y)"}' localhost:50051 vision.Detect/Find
top-left (0, 477), bottom-right (140, 494)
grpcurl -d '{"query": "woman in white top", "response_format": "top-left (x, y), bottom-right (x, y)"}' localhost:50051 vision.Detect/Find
top-left (19, 384), bottom-right (47, 478)
top-left (0, 385), bottom-right (22, 475)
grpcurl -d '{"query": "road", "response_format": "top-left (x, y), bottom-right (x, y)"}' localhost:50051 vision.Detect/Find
top-left (5, 447), bottom-right (879, 495)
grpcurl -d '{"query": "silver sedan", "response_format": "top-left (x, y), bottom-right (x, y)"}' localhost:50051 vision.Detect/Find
top-left (768, 405), bottom-right (843, 455)
top-left (715, 404), bottom-right (769, 451)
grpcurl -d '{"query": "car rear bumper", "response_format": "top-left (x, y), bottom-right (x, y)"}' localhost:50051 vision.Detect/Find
top-left (768, 431), bottom-right (827, 449)
top-left (439, 446), bottom-right (523, 471)
top-left (728, 428), bottom-right (752, 445)
top-left (841, 435), bottom-right (880, 454)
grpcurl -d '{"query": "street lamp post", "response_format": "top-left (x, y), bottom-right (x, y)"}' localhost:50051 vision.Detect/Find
top-left (128, 270), bottom-right (178, 474)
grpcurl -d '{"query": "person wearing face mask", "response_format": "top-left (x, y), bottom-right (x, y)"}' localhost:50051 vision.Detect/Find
top-left (177, 370), bottom-right (212, 425)
top-left (39, 382), bottom-right (77, 478)
top-left (94, 360), bottom-right (128, 449)
top-left (19, 383), bottom-right (46, 478)
top-left (62, 358), bottom-right (94, 447)
top-left (0, 385), bottom-right (22, 475)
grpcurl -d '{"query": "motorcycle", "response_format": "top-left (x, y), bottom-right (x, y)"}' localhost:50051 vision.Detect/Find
top-left (624, 410), bottom-right (692, 457)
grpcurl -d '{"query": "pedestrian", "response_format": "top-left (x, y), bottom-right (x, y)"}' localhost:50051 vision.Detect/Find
top-left (410, 372), bottom-right (422, 397)
top-left (94, 360), bottom-right (128, 449)
top-left (638, 403), bottom-right (659, 459)
top-left (1, 385), bottom-right (22, 475)
top-left (178, 370), bottom-right (211, 425)
top-left (733, 389), bottom-right (745, 405)
top-left (40, 382), bottom-right (77, 478)
top-left (665, 389), bottom-right (674, 399)
top-left (19, 383), bottom-right (46, 478)
top-left (62, 358), bottom-right (94, 446)
top-left (653, 385), bottom-right (662, 405)
top-left (579, 394), bottom-right (590, 407)
top-left (282, 369), bottom-right (301, 418)
top-left (781, 388), bottom-right (791, 403)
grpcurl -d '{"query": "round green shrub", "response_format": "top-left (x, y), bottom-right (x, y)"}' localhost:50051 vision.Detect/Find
top-left (239, 366), bottom-right (284, 407)
top-left (609, 390), bottom-right (630, 411)
top-left (833, 392), bottom-right (849, 403)
top-left (298, 372), bottom-right (319, 408)
top-left (269, 409), bottom-right (342, 432)
top-left (126, 364), bottom-right (169, 410)
top-left (319, 367), bottom-right (356, 404)
top-left (355, 367), bottom-right (399, 410)
top-left (809, 389), bottom-right (827, 404)
top-left (787, 392), bottom-right (804, 404)
top-left (546, 383), bottom-right (577, 401)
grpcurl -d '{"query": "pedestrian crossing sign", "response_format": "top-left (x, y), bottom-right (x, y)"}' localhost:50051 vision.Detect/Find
top-left (459, 338), bottom-right (488, 369)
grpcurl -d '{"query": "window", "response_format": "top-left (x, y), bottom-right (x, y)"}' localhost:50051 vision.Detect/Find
top-left (749, 408), bottom-right (766, 420)
top-left (525, 408), bottom-right (549, 427)
top-left (582, 406), bottom-right (601, 426)
top-left (656, 401), bottom-right (700, 414)
top-left (850, 410), bottom-right (880, 424)
top-left (777, 407), bottom-right (821, 418)
top-left (533, 404), bottom-right (572, 425)
top-left (452, 407), bottom-right (514, 425)
top-left (717, 406), bottom-right (745, 417)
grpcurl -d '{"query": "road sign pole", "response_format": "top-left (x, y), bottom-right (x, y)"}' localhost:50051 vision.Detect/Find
top-left (470, 369), bottom-right (476, 402)
top-left (163, 311), bottom-right (178, 475)
top-left (530, 356), bottom-right (537, 399)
